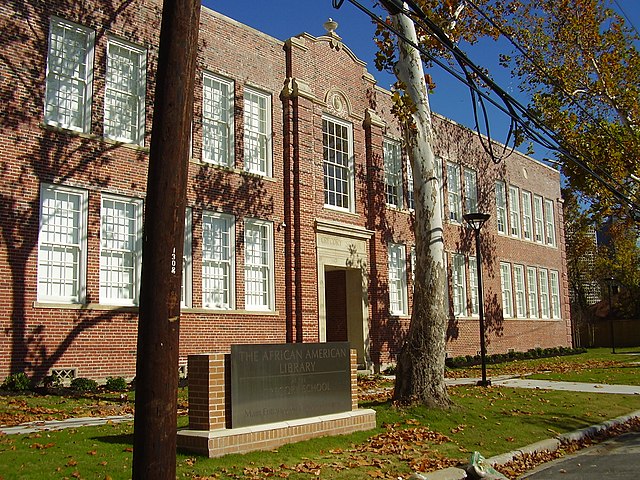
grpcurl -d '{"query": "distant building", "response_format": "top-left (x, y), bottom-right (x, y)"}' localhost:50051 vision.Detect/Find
top-left (0, 0), bottom-right (572, 381)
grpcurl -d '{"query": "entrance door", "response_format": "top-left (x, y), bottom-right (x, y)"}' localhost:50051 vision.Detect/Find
top-left (325, 270), bottom-right (348, 342)
top-left (323, 267), bottom-right (367, 369)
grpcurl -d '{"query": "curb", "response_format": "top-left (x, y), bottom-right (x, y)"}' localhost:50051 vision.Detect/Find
top-left (415, 409), bottom-right (640, 480)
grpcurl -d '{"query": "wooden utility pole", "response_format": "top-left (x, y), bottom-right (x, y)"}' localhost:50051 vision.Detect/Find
top-left (132, 0), bottom-right (200, 478)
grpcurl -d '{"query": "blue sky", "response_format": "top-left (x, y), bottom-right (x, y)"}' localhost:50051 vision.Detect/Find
top-left (205, 0), bottom-right (639, 159)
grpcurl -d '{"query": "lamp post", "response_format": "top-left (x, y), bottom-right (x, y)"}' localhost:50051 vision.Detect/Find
top-left (604, 277), bottom-right (616, 354)
top-left (463, 212), bottom-right (491, 387)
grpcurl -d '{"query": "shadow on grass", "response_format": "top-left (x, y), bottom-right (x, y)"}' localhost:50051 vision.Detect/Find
top-left (92, 432), bottom-right (134, 446)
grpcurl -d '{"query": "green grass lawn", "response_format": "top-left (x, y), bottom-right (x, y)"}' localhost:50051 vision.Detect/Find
top-left (1, 348), bottom-right (640, 479)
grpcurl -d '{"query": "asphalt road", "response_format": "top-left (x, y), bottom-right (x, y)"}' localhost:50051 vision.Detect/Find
top-left (520, 430), bottom-right (640, 479)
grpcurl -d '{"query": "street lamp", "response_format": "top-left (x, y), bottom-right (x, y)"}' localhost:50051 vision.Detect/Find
top-left (603, 277), bottom-right (616, 354)
top-left (463, 212), bottom-right (491, 387)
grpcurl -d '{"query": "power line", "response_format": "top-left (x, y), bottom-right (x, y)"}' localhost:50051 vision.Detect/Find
top-left (333, 0), bottom-right (640, 219)
top-left (613, 0), bottom-right (640, 38)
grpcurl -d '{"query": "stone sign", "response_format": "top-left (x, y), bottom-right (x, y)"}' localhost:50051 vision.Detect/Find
top-left (230, 342), bottom-right (352, 428)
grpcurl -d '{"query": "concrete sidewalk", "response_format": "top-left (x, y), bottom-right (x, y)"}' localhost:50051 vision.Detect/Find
top-left (0, 414), bottom-right (133, 436)
top-left (447, 375), bottom-right (640, 395)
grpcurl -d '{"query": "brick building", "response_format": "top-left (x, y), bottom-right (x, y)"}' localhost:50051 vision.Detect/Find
top-left (0, 1), bottom-right (572, 381)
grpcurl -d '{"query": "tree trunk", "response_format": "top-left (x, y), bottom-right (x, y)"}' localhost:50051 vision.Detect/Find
top-left (390, 6), bottom-right (450, 407)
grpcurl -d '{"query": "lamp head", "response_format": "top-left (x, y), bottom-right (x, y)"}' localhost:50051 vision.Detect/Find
top-left (463, 212), bottom-right (490, 231)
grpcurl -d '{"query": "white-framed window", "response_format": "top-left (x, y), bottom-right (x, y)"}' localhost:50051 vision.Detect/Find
top-left (521, 190), bottom-right (533, 241)
top-left (243, 87), bottom-right (272, 176)
top-left (44, 17), bottom-right (95, 133)
top-left (181, 208), bottom-right (192, 308)
top-left (464, 168), bottom-right (478, 214)
top-left (37, 184), bottom-right (88, 303)
top-left (452, 254), bottom-right (467, 317)
top-left (406, 158), bottom-right (415, 211)
top-left (202, 212), bottom-right (235, 309)
top-left (500, 262), bottom-right (513, 318)
top-left (550, 270), bottom-right (561, 319)
top-left (496, 181), bottom-right (508, 235)
top-left (100, 194), bottom-right (143, 305)
top-left (469, 256), bottom-right (479, 316)
top-left (544, 199), bottom-right (556, 246)
top-left (410, 246), bottom-right (416, 287)
top-left (527, 266), bottom-right (539, 318)
top-left (104, 37), bottom-right (146, 144)
top-left (533, 195), bottom-right (544, 243)
top-left (384, 139), bottom-right (403, 208)
top-left (513, 264), bottom-right (526, 318)
top-left (447, 162), bottom-right (462, 223)
top-left (202, 73), bottom-right (234, 166)
top-left (244, 219), bottom-right (274, 310)
top-left (539, 268), bottom-right (550, 318)
top-left (508, 186), bottom-right (521, 237)
top-left (435, 156), bottom-right (445, 219)
top-left (388, 243), bottom-right (408, 315)
top-left (323, 115), bottom-right (354, 211)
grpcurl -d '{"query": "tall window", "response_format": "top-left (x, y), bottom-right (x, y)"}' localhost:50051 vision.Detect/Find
top-left (323, 116), bottom-right (353, 211)
top-left (533, 195), bottom-right (544, 243)
top-left (508, 186), bottom-right (521, 237)
top-left (384, 139), bottom-right (403, 208)
top-left (202, 212), bottom-right (235, 309)
top-left (539, 268), bottom-right (550, 318)
top-left (435, 157), bottom-right (445, 219)
top-left (406, 158), bottom-right (414, 210)
top-left (244, 219), bottom-right (274, 310)
top-left (100, 194), bottom-right (143, 305)
top-left (452, 254), bottom-right (467, 317)
top-left (202, 73), bottom-right (234, 166)
top-left (496, 181), bottom-right (507, 235)
top-left (500, 262), bottom-right (513, 318)
top-left (550, 270), bottom-right (561, 319)
top-left (527, 267), bottom-right (539, 318)
top-left (181, 209), bottom-right (192, 308)
top-left (469, 256), bottom-right (479, 315)
top-left (243, 87), bottom-right (271, 176)
top-left (104, 37), bottom-right (146, 144)
top-left (388, 243), bottom-right (408, 315)
top-left (544, 199), bottom-right (556, 246)
top-left (44, 17), bottom-right (94, 132)
top-left (521, 190), bottom-right (533, 241)
top-left (464, 168), bottom-right (478, 213)
top-left (447, 162), bottom-right (462, 223)
top-left (513, 264), bottom-right (526, 318)
top-left (37, 184), bottom-right (87, 303)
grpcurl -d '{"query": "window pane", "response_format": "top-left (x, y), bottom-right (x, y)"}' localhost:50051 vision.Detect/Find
top-left (45, 18), bottom-right (93, 132)
top-left (104, 38), bottom-right (146, 144)
top-left (522, 191), bottom-right (533, 241)
top-left (452, 254), bottom-right (467, 317)
top-left (447, 163), bottom-right (461, 223)
top-left (464, 168), bottom-right (478, 213)
top-left (509, 186), bottom-right (521, 237)
top-left (244, 220), bottom-right (273, 310)
top-left (244, 88), bottom-right (271, 175)
top-left (388, 243), bottom-right (407, 315)
top-left (100, 196), bottom-right (142, 305)
top-left (500, 262), bottom-right (513, 317)
top-left (384, 140), bottom-right (403, 208)
top-left (323, 117), bottom-right (353, 210)
top-left (527, 267), bottom-right (539, 318)
top-left (496, 181), bottom-right (507, 234)
top-left (38, 185), bottom-right (86, 302)
top-left (203, 74), bottom-right (234, 166)
top-left (514, 265), bottom-right (526, 318)
top-left (202, 212), bottom-right (234, 309)
top-left (544, 199), bottom-right (556, 246)
top-left (539, 268), bottom-right (550, 318)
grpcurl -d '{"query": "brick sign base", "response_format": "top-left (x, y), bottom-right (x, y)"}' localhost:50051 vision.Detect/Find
top-left (177, 349), bottom-right (376, 458)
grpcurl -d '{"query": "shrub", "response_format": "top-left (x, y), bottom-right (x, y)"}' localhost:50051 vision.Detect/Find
top-left (1, 372), bottom-right (31, 392)
top-left (70, 377), bottom-right (98, 392)
top-left (105, 376), bottom-right (128, 392)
